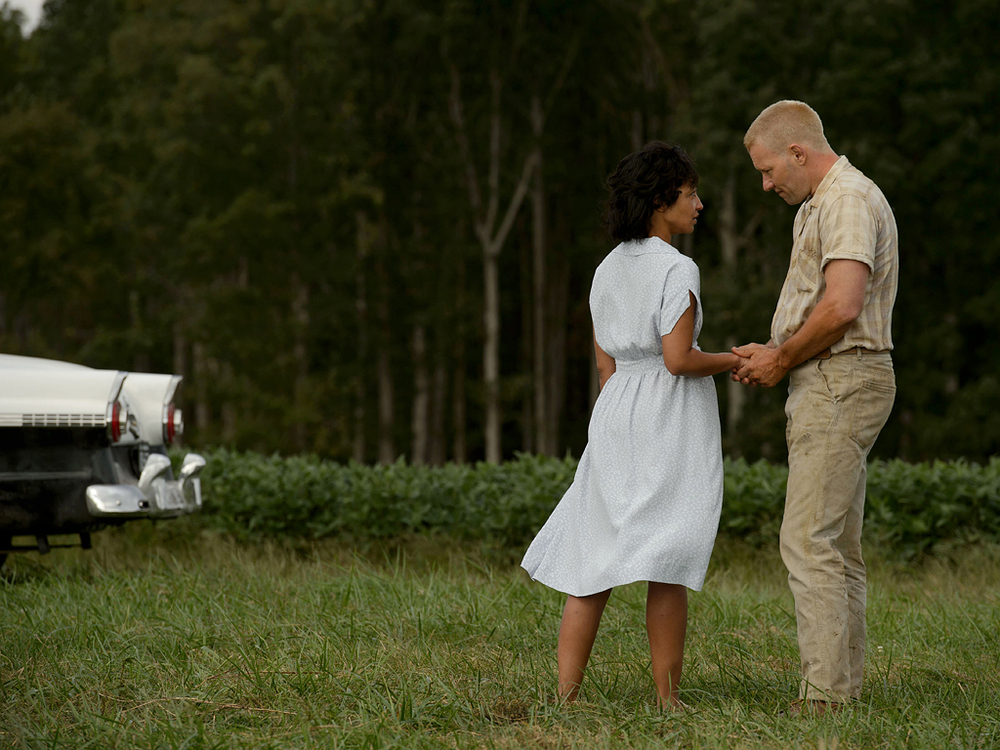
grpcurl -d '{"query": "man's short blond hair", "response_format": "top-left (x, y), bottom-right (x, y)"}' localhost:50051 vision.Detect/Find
top-left (744, 100), bottom-right (831, 154)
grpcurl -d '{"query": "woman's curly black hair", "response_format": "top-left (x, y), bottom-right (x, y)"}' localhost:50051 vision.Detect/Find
top-left (604, 141), bottom-right (698, 242)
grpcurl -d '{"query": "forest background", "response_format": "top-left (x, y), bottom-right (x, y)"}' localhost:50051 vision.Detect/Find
top-left (1, 0), bottom-right (997, 466)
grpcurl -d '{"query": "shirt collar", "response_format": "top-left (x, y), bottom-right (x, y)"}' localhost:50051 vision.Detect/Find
top-left (807, 155), bottom-right (851, 207)
top-left (614, 236), bottom-right (680, 256)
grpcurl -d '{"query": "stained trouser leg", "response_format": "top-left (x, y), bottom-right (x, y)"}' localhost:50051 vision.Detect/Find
top-left (780, 360), bottom-right (861, 702)
top-left (838, 460), bottom-right (867, 698)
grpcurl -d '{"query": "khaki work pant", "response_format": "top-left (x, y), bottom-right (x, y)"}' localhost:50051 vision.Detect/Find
top-left (781, 350), bottom-right (895, 703)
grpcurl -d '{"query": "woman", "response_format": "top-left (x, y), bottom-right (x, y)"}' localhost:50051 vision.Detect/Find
top-left (521, 142), bottom-right (743, 709)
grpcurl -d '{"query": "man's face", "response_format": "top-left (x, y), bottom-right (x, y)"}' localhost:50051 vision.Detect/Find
top-left (748, 143), bottom-right (809, 205)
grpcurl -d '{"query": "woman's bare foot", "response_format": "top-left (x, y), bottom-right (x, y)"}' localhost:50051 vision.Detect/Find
top-left (658, 695), bottom-right (689, 712)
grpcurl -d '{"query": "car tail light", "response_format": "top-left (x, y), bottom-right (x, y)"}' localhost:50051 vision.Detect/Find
top-left (105, 371), bottom-right (129, 443)
top-left (164, 403), bottom-right (184, 445)
top-left (109, 399), bottom-right (128, 443)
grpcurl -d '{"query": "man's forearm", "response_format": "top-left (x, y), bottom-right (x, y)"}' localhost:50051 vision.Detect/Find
top-left (774, 297), bottom-right (856, 370)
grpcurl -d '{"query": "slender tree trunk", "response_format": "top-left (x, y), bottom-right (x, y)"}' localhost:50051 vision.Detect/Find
top-left (447, 23), bottom-right (580, 460)
top-left (545, 253), bottom-right (569, 454)
top-left (353, 213), bottom-right (369, 463)
top-left (375, 247), bottom-right (395, 464)
top-left (238, 255), bottom-right (249, 288)
top-left (944, 312), bottom-right (959, 394)
top-left (172, 316), bottom-right (190, 444)
top-left (429, 354), bottom-right (447, 466)
top-left (718, 170), bottom-right (762, 448)
top-left (452, 349), bottom-right (467, 464)
top-left (377, 343), bottom-right (395, 463)
top-left (719, 176), bottom-right (745, 445)
top-left (452, 254), bottom-right (467, 464)
top-left (482, 249), bottom-right (502, 462)
top-left (172, 321), bottom-right (186, 384)
top-left (12, 309), bottom-right (30, 350)
top-left (285, 50), bottom-right (306, 452)
top-left (221, 363), bottom-right (237, 443)
top-left (129, 289), bottom-right (150, 372)
top-left (631, 110), bottom-right (643, 150)
top-left (291, 274), bottom-right (309, 452)
top-left (449, 64), bottom-right (539, 463)
top-left (354, 370), bottom-right (367, 463)
top-left (530, 94), bottom-right (549, 455)
top-left (410, 325), bottom-right (429, 464)
top-left (519, 235), bottom-right (535, 454)
top-left (192, 341), bottom-right (210, 436)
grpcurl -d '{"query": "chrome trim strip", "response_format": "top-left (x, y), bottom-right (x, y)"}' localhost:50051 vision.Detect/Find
top-left (0, 414), bottom-right (106, 427)
top-left (0, 470), bottom-right (92, 482)
top-left (22, 414), bottom-right (105, 427)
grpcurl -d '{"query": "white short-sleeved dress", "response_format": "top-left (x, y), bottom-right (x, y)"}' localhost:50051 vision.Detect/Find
top-left (521, 236), bottom-right (723, 596)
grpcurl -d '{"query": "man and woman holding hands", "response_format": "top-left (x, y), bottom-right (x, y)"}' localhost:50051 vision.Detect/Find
top-left (522, 99), bottom-right (898, 713)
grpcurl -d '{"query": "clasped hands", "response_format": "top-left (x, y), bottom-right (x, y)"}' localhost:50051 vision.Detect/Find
top-left (730, 342), bottom-right (786, 388)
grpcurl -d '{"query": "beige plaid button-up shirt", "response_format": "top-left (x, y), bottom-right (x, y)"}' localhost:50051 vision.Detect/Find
top-left (771, 156), bottom-right (898, 353)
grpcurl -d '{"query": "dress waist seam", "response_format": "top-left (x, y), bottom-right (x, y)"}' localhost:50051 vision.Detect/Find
top-left (615, 356), bottom-right (665, 373)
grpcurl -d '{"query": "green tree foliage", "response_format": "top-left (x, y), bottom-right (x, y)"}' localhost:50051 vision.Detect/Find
top-left (0, 4), bottom-right (24, 100)
top-left (0, 0), bottom-right (996, 462)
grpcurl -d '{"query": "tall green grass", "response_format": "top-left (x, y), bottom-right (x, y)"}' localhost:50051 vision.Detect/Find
top-left (3, 524), bottom-right (999, 749)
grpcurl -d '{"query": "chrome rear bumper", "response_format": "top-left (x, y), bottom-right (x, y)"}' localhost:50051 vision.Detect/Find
top-left (86, 453), bottom-right (205, 519)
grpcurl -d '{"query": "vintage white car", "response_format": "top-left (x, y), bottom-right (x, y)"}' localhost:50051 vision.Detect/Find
top-left (0, 353), bottom-right (205, 567)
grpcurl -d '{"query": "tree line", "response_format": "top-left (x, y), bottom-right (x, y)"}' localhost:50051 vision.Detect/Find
top-left (1, 0), bottom-right (997, 464)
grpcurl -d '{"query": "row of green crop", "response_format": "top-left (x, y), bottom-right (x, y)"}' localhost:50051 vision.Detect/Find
top-left (183, 448), bottom-right (1000, 560)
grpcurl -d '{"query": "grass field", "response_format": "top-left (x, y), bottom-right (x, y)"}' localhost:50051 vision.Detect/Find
top-left (2, 521), bottom-right (999, 749)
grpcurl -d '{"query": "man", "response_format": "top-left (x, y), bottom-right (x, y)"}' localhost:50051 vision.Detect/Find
top-left (733, 100), bottom-right (897, 713)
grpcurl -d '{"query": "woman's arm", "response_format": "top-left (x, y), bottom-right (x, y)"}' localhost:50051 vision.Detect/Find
top-left (662, 292), bottom-right (743, 377)
top-left (594, 329), bottom-right (616, 390)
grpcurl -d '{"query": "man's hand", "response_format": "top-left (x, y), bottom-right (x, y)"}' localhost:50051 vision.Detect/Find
top-left (730, 342), bottom-right (788, 388)
top-left (730, 342), bottom-right (765, 385)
